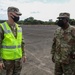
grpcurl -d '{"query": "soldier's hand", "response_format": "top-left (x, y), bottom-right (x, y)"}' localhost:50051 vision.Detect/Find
top-left (0, 63), bottom-right (4, 70)
top-left (9, 12), bottom-right (19, 18)
top-left (22, 56), bottom-right (26, 63)
top-left (52, 55), bottom-right (55, 63)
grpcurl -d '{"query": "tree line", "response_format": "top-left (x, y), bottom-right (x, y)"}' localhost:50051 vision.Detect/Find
top-left (0, 17), bottom-right (75, 25)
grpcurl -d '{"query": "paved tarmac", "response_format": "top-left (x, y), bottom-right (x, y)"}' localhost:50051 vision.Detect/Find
top-left (21, 25), bottom-right (58, 75)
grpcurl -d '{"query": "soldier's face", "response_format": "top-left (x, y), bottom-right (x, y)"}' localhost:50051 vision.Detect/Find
top-left (8, 12), bottom-right (20, 22)
top-left (57, 18), bottom-right (67, 28)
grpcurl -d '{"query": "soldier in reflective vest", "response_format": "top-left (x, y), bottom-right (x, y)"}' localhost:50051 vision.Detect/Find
top-left (0, 6), bottom-right (26, 75)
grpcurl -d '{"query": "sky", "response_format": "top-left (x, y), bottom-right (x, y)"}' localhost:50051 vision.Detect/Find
top-left (0, 0), bottom-right (75, 21)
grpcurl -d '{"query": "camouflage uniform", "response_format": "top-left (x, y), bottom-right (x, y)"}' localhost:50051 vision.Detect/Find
top-left (0, 22), bottom-right (25, 75)
top-left (51, 25), bottom-right (75, 75)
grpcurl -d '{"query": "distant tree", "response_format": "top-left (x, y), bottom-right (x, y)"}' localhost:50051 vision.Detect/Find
top-left (17, 20), bottom-right (24, 25)
top-left (69, 19), bottom-right (75, 25)
top-left (49, 19), bottom-right (53, 22)
top-left (0, 20), bottom-right (6, 23)
top-left (24, 17), bottom-right (44, 25)
top-left (1, 17), bottom-right (75, 25)
top-left (24, 17), bottom-right (35, 24)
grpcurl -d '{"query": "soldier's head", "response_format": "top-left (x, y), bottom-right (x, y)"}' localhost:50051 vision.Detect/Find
top-left (7, 6), bottom-right (22, 22)
top-left (57, 12), bottom-right (70, 28)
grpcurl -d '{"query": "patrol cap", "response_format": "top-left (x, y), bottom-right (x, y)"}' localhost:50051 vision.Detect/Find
top-left (7, 6), bottom-right (22, 15)
top-left (57, 12), bottom-right (70, 19)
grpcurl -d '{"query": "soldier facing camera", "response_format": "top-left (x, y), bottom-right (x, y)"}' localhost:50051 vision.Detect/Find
top-left (51, 12), bottom-right (75, 75)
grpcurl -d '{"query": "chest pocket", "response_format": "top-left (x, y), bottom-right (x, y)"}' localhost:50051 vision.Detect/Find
top-left (62, 31), bottom-right (72, 42)
top-left (56, 29), bottom-right (73, 48)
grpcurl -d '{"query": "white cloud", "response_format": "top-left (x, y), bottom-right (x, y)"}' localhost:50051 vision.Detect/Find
top-left (0, 0), bottom-right (75, 21)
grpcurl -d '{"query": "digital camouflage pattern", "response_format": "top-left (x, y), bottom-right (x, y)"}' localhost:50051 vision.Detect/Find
top-left (51, 25), bottom-right (75, 75)
top-left (0, 59), bottom-right (22, 75)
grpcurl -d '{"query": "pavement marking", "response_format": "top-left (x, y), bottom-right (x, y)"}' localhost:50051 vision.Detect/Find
top-left (27, 62), bottom-right (53, 75)
top-left (26, 49), bottom-right (53, 75)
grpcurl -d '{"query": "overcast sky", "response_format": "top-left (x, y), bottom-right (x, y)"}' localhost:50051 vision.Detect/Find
top-left (0, 0), bottom-right (75, 21)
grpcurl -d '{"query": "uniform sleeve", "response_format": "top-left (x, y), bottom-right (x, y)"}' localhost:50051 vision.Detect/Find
top-left (19, 25), bottom-right (26, 57)
top-left (68, 27), bottom-right (75, 45)
top-left (51, 30), bottom-right (57, 55)
top-left (51, 27), bottom-right (61, 55)
top-left (51, 37), bottom-right (56, 55)
top-left (68, 26), bottom-right (75, 59)
top-left (71, 27), bottom-right (75, 37)
top-left (0, 25), bottom-right (4, 62)
top-left (21, 35), bottom-right (26, 57)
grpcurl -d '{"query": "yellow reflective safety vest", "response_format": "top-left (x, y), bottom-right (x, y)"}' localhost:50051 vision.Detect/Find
top-left (0, 22), bottom-right (22, 60)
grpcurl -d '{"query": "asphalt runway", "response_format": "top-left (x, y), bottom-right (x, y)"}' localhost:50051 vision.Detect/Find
top-left (21, 25), bottom-right (58, 75)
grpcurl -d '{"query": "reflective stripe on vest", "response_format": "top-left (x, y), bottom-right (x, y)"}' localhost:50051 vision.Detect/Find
top-left (2, 23), bottom-right (22, 34)
top-left (0, 22), bottom-right (22, 60)
top-left (2, 45), bottom-right (21, 49)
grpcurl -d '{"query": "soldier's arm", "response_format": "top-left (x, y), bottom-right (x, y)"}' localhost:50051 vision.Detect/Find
top-left (0, 25), bottom-right (4, 63)
top-left (51, 28), bottom-right (59, 55)
top-left (68, 27), bottom-right (75, 59)
top-left (19, 25), bottom-right (26, 57)
top-left (51, 37), bottom-right (56, 55)
top-left (71, 27), bottom-right (75, 37)
top-left (51, 37), bottom-right (56, 63)
top-left (68, 27), bottom-right (75, 45)
top-left (21, 36), bottom-right (26, 57)
top-left (21, 36), bottom-right (26, 62)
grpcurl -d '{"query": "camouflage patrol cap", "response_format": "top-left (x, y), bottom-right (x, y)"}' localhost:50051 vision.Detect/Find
top-left (57, 12), bottom-right (70, 19)
top-left (7, 6), bottom-right (22, 15)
